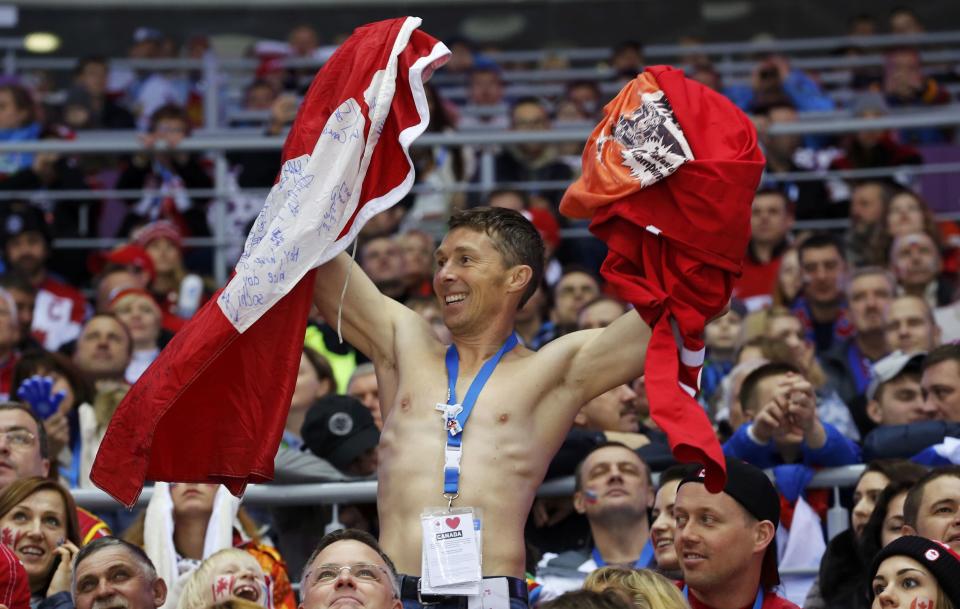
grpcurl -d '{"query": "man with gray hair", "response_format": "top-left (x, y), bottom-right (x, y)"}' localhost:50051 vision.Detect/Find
top-left (72, 536), bottom-right (167, 609)
top-left (820, 266), bottom-right (895, 410)
top-left (300, 529), bottom-right (401, 609)
top-left (347, 363), bottom-right (381, 430)
top-left (885, 294), bottom-right (940, 354)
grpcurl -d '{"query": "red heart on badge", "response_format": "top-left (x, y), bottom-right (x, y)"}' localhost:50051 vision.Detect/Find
top-left (445, 517), bottom-right (461, 529)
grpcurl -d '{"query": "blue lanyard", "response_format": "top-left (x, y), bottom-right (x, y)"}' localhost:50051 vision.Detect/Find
top-left (683, 586), bottom-right (763, 609)
top-left (591, 539), bottom-right (654, 569)
top-left (441, 333), bottom-right (519, 499)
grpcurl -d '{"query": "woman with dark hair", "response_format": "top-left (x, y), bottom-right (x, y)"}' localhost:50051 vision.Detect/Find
top-left (871, 188), bottom-right (959, 276)
top-left (869, 536), bottom-right (960, 609)
top-left (805, 460), bottom-right (924, 609)
top-left (859, 479), bottom-right (921, 573)
top-left (11, 351), bottom-right (95, 489)
top-left (0, 477), bottom-right (82, 609)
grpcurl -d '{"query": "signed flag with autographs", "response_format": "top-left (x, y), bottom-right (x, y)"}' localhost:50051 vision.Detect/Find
top-left (92, 17), bottom-right (450, 506)
top-left (560, 66), bottom-right (765, 492)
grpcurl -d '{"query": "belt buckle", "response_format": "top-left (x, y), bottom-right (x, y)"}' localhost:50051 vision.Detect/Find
top-left (417, 578), bottom-right (445, 606)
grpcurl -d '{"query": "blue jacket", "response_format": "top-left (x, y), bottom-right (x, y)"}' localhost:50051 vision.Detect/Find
top-left (723, 420), bottom-right (861, 469)
top-left (863, 421), bottom-right (960, 461)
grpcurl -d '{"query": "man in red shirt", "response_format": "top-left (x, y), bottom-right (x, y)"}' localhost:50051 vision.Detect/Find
top-left (674, 457), bottom-right (799, 609)
top-left (1, 203), bottom-right (89, 351)
top-left (733, 189), bottom-right (794, 311)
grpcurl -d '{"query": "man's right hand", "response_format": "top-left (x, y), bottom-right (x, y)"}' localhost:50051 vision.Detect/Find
top-left (751, 386), bottom-right (792, 444)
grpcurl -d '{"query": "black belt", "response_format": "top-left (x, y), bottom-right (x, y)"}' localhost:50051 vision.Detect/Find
top-left (399, 575), bottom-right (528, 605)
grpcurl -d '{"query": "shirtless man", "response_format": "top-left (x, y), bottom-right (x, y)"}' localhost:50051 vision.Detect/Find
top-left (312, 208), bottom-right (651, 607)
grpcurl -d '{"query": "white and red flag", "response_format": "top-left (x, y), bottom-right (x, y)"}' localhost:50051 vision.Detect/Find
top-left (92, 17), bottom-right (450, 506)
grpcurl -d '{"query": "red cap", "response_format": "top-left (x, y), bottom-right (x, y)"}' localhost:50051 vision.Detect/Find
top-left (0, 544), bottom-right (31, 609)
top-left (104, 245), bottom-right (156, 282)
top-left (132, 220), bottom-right (183, 250)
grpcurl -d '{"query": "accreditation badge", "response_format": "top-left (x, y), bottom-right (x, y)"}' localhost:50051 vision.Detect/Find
top-left (419, 507), bottom-right (483, 595)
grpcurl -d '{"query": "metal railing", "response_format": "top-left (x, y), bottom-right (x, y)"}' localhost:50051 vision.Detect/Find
top-left (70, 464), bottom-right (863, 578)
top-left (0, 105), bottom-right (957, 156)
top-left (70, 464), bottom-right (865, 510)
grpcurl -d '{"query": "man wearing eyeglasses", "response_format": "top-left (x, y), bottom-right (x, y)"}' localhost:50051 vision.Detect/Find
top-left (0, 402), bottom-right (110, 543)
top-left (300, 529), bottom-right (401, 609)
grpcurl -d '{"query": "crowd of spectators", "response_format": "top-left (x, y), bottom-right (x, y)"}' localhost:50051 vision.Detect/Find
top-left (0, 5), bottom-right (954, 609)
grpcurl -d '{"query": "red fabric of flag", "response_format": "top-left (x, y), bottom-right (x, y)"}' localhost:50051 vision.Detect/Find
top-left (92, 17), bottom-right (450, 507)
top-left (560, 66), bottom-right (765, 492)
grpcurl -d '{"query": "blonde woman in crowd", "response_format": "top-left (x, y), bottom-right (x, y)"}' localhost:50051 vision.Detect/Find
top-left (584, 566), bottom-right (689, 609)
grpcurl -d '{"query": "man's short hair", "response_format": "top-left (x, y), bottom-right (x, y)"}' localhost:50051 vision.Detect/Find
top-left (148, 104), bottom-right (191, 134)
top-left (358, 235), bottom-right (397, 264)
top-left (753, 187), bottom-right (793, 213)
top-left (468, 65), bottom-right (502, 81)
top-left (511, 96), bottom-right (548, 115)
top-left (577, 296), bottom-right (627, 321)
top-left (656, 463), bottom-right (699, 490)
top-left (0, 402), bottom-right (49, 459)
top-left (448, 208), bottom-right (544, 308)
top-left (565, 80), bottom-right (601, 98)
top-left (798, 232), bottom-right (845, 264)
top-left (573, 441), bottom-right (650, 492)
top-left (902, 466), bottom-right (960, 528)
top-left (74, 56), bottom-right (107, 77)
top-left (555, 265), bottom-right (602, 293)
top-left (923, 344), bottom-right (960, 372)
top-left (611, 40), bottom-right (643, 58)
top-left (81, 313), bottom-right (134, 358)
top-left (738, 362), bottom-right (802, 415)
top-left (846, 266), bottom-right (896, 297)
top-left (301, 529), bottom-right (399, 595)
top-left (348, 363), bottom-right (376, 388)
top-left (72, 536), bottom-right (159, 596)
top-left (751, 98), bottom-right (797, 118)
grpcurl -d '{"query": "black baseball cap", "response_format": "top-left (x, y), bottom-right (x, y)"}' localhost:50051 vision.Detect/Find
top-left (301, 395), bottom-right (379, 472)
top-left (1, 203), bottom-right (50, 246)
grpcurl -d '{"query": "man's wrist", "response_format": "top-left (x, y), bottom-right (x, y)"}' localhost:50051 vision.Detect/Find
top-left (747, 423), bottom-right (770, 445)
top-left (804, 419), bottom-right (827, 449)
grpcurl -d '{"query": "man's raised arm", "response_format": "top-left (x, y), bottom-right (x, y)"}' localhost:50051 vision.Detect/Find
top-left (540, 309), bottom-right (652, 409)
top-left (312, 252), bottom-right (412, 363)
